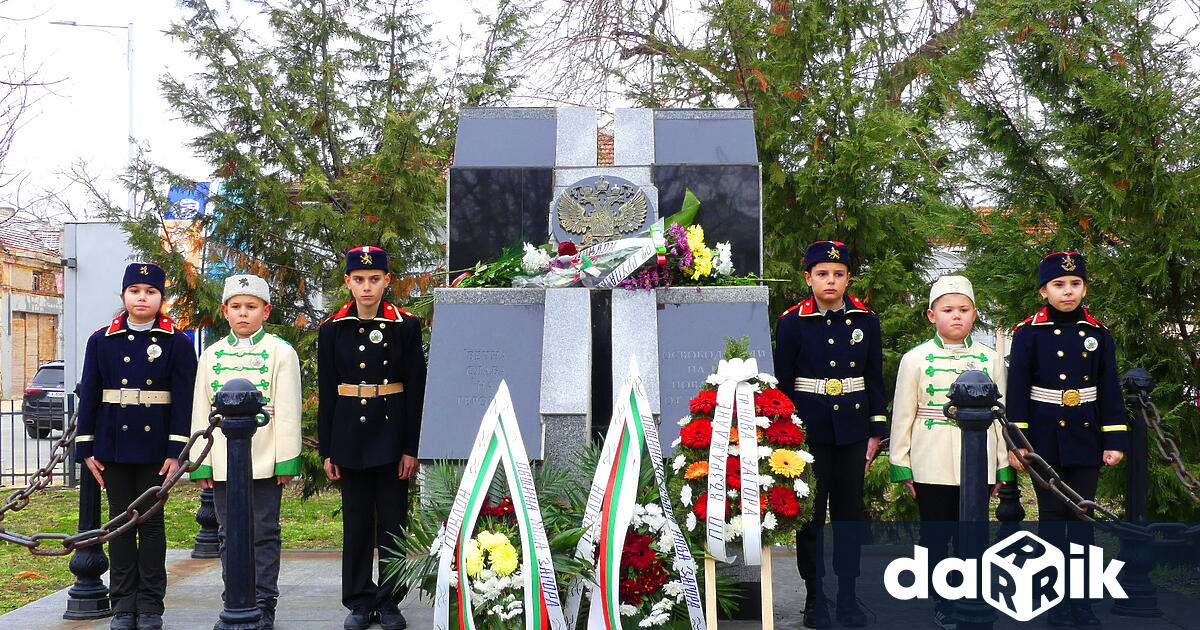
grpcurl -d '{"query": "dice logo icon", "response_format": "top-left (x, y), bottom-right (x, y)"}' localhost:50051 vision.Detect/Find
top-left (982, 531), bottom-right (1065, 621)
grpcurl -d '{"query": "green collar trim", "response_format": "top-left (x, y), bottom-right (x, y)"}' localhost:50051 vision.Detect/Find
top-left (933, 333), bottom-right (973, 349)
top-left (227, 327), bottom-right (267, 346)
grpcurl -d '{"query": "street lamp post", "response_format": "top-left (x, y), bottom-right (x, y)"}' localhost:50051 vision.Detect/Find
top-left (49, 20), bottom-right (135, 214)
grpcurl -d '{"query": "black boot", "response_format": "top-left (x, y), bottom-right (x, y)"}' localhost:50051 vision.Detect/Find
top-left (803, 579), bottom-right (832, 629)
top-left (835, 577), bottom-right (867, 628)
top-left (1046, 602), bottom-right (1075, 627)
top-left (1071, 601), bottom-right (1101, 627)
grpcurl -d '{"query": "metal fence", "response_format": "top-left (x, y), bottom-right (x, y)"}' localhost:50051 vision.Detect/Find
top-left (0, 397), bottom-right (74, 488)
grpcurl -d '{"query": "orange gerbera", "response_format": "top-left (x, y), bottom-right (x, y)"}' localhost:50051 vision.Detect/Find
top-left (684, 460), bottom-right (710, 480)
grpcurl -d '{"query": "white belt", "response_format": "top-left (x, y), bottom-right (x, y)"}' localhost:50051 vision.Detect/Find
top-left (795, 377), bottom-right (865, 396)
top-left (1030, 386), bottom-right (1097, 407)
top-left (101, 389), bottom-right (171, 405)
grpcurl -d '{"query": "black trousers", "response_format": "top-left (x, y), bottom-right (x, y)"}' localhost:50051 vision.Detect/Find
top-left (796, 440), bottom-right (867, 581)
top-left (340, 464), bottom-right (410, 611)
top-left (913, 482), bottom-right (991, 570)
top-left (1033, 465), bottom-right (1100, 550)
top-left (103, 462), bottom-right (167, 615)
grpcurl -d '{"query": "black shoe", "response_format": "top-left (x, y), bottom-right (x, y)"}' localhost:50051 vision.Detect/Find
top-left (110, 613), bottom-right (137, 630)
top-left (136, 613), bottom-right (163, 629)
top-left (1047, 603), bottom-right (1075, 627)
top-left (379, 602), bottom-right (408, 630)
top-left (344, 609), bottom-right (372, 630)
top-left (835, 580), bottom-right (867, 628)
top-left (933, 602), bottom-right (957, 629)
top-left (1071, 601), bottom-right (1101, 627)
top-left (802, 580), bottom-right (831, 629)
top-left (258, 605), bottom-right (276, 630)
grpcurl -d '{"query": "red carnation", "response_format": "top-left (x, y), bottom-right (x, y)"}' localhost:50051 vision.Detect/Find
top-left (769, 486), bottom-right (800, 517)
top-left (481, 496), bottom-right (516, 518)
top-left (680, 418), bottom-right (713, 449)
top-left (755, 388), bottom-right (795, 419)
top-left (764, 420), bottom-right (806, 446)
top-left (621, 532), bottom-right (656, 571)
top-left (690, 390), bottom-right (718, 415)
top-left (694, 492), bottom-right (734, 520)
top-left (558, 241), bottom-right (578, 256)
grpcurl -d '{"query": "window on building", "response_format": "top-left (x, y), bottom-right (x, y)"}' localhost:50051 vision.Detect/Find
top-left (32, 270), bottom-right (56, 295)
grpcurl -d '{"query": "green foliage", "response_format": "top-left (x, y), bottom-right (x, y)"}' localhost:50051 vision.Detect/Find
top-left (924, 0), bottom-right (1200, 519)
top-left (97, 0), bottom-right (531, 496)
top-left (723, 336), bottom-right (752, 361)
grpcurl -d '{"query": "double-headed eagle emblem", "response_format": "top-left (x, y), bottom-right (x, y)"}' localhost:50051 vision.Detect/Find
top-left (556, 176), bottom-right (649, 247)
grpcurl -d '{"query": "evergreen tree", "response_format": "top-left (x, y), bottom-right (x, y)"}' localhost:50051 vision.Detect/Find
top-left (931, 0), bottom-right (1200, 518)
top-left (95, 0), bottom-right (530, 493)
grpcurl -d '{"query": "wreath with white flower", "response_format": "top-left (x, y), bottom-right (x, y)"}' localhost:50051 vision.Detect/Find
top-left (669, 340), bottom-right (815, 547)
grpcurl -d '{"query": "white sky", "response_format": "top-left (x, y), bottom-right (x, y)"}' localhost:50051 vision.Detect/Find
top-left (3, 0), bottom-right (1199, 219)
top-left (1, 0), bottom-right (481, 218)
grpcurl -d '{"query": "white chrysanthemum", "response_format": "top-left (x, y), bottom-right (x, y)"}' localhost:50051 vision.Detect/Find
top-left (794, 478), bottom-right (811, 497)
top-left (758, 445), bottom-right (774, 459)
top-left (725, 516), bottom-right (743, 541)
top-left (757, 372), bottom-right (779, 386)
top-left (663, 580), bottom-right (685, 597)
top-left (449, 570), bottom-right (459, 588)
top-left (520, 243), bottom-right (550, 273)
top-left (620, 604), bottom-right (638, 617)
top-left (672, 454), bottom-right (686, 473)
top-left (686, 512), bottom-right (697, 531)
top-left (680, 484), bottom-right (693, 506)
top-left (759, 474), bottom-right (775, 489)
top-left (755, 415), bottom-right (771, 428)
top-left (728, 488), bottom-right (739, 499)
top-left (797, 449), bottom-right (815, 463)
top-left (728, 444), bottom-right (741, 457)
top-left (791, 414), bottom-right (803, 426)
top-left (671, 436), bottom-right (682, 448)
top-left (678, 415), bottom-right (692, 426)
top-left (714, 242), bottom-right (734, 275)
top-left (762, 512), bottom-right (778, 530)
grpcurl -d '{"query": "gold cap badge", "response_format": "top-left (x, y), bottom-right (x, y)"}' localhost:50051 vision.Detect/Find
top-left (360, 253), bottom-right (373, 265)
top-left (828, 246), bottom-right (840, 259)
top-left (139, 265), bottom-right (149, 275)
top-left (1061, 254), bottom-right (1076, 272)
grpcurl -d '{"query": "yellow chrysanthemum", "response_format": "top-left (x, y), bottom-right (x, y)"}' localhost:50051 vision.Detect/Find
top-left (768, 449), bottom-right (806, 478)
top-left (464, 539), bottom-right (485, 578)
top-left (476, 530), bottom-right (508, 552)
top-left (685, 225), bottom-right (715, 279)
top-left (490, 540), bottom-right (520, 577)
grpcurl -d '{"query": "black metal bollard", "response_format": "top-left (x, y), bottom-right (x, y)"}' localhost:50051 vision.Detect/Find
top-left (213, 379), bottom-right (269, 630)
top-left (944, 370), bottom-right (1000, 630)
top-left (192, 487), bottom-right (221, 559)
top-left (63, 469), bottom-right (113, 619)
top-left (1112, 368), bottom-right (1162, 618)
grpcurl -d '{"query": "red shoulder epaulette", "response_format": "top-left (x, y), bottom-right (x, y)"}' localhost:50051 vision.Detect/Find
top-left (847, 295), bottom-right (872, 313)
top-left (780, 297), bottom-right (816, 317)
top-left (1012, 315), bottom-right (1033, 332)
top-left (152, 316), bottom-right (176, 334)
top-left (379, 302), bottom-right (402, 321)
top-left (103, 316), bottom-right (125, 336)
top-left (1081, 308), bottom-right (1106, 328)
top-left (324, 301), bottom-right (356, 323)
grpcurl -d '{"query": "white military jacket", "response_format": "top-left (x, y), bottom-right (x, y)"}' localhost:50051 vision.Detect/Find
top-left (189, 328), bottom-right (303, 482)
top-left (888, 335), bottom-right (1015, 486)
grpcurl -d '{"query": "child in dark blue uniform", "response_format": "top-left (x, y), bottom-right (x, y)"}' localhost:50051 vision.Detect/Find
top-left (1006, 252), bottom-right (1127, 627)
top-left (75, 262), bottom-right (197, 630)
top-left (774, 241), bottom-right (887, 629)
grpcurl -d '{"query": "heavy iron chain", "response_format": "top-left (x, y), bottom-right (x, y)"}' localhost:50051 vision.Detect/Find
top-left (1130, 389), bottom-right (1200, 505)
top-left (996, 403), bottom-right (1200, 542)
top-left (0, 410), bottom-right (222, 557)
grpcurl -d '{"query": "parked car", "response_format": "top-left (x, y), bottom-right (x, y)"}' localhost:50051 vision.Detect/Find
top-left (22, 360), bottom-right (65, 439)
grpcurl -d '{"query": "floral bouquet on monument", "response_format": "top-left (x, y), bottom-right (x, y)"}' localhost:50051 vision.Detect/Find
top-left (670, 339), bottom-right (814, 557)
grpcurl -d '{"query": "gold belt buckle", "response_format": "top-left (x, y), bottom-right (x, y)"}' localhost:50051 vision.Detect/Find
top-left (1062, 389), bottom-right (1081, 407)
top-left (824, 379), bottom-right (844, 396)
top-left (358, 384), bottom-right (378, 398)
top-left (119, 388), bottom-right (140, 405)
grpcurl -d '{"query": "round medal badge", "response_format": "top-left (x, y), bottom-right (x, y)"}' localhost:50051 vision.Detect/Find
top-left (250, 356), bottom-right (265, 369)
top-left (146, 344), bottom-right (163, 359)
top-left (1084, 337), bottom-right (1099, 352)
top-left (851, 329), bottom-right (864, 344)
top-left (369, 330), bottom-right (384, 344)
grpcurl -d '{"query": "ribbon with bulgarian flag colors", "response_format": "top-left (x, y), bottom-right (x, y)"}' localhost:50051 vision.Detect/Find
top-left (433, 381), bottom-right (566, 630)
top-left (563, 357), bottom-right (704, 630)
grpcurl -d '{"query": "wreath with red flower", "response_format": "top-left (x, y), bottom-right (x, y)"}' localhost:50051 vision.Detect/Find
top-left (669, 343), bottom-right (815, 547)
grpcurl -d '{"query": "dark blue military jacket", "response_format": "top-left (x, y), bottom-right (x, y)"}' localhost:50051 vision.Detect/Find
top-left (1006, 305), bottom-right (1128, 467)
top-left (317, 301), bottom-right (427, 469)
top-left (773, 295), bottom-right (887, 445)
top-left (74, 315), bottom-right (197, 464)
